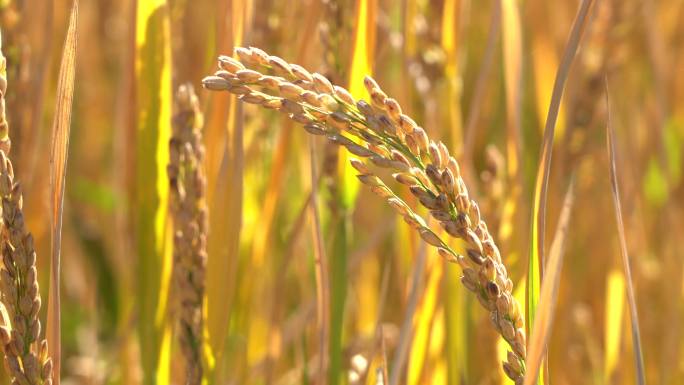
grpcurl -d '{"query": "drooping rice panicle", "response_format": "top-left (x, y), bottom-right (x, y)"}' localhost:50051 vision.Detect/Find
top-left (202, 47), bottom-right (527, 383)
top-left (0, 33), bottom-right (54, 385)
top-left (167, 84), bottom-right (208, 385)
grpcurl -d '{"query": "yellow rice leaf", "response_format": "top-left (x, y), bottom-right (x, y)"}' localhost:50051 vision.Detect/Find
top-left (348, 0), bottom-right (376, 99)
top-left (356, 253), bottom-right (380, 335)
top-left (430, 357), bottom-right (448, 385)
top-left (427, 308), bottom-right (446, 385)
top-left (441, 0), bottom-right (458, 78)
top-left (444, 263), bottom-right (467, 385)
top-left (407, 250), bottom-right (443, 385)
top-left (443, 232), bottom-right (467, 385)
top-left (342, 0), bottom-right (376, 208)
top-left (604, 269), bottom-right (625, 382)
top-left (135, 0), bottom-right (173, 383)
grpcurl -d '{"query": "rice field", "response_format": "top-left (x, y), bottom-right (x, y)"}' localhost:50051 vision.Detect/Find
top-left (0, 0), bottom-right (682, 384)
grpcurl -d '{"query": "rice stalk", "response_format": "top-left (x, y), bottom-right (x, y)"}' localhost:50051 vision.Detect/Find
top-left (0, 31), bottom-right (53, 385)
top-left (168, 84), bottom-right (207, 385)
top-left (202, 46), bottom-right (528, 383)
top-left (307, 137), bottom-right (330, 385)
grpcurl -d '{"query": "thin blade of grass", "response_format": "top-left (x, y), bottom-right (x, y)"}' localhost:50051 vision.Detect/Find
top-left (527, 2), bottom-right (594, 382)
top-left (606, 83), bottom-right (646, 385)
top-left (46, 2), bottom-right (78, 384)
top-left (134, 0), bottom-right (173, 383)
top-left (528, 0), bottom-right (594, 338)
top-left (523, 179), bottom-right (575, 385)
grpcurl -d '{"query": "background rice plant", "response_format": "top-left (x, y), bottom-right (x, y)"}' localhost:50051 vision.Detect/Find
top-left (0, 0), bottom-right (682, 384)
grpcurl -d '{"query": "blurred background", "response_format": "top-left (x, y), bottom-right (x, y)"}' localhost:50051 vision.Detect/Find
top-left (0, 0), bottom-right (682, 384)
